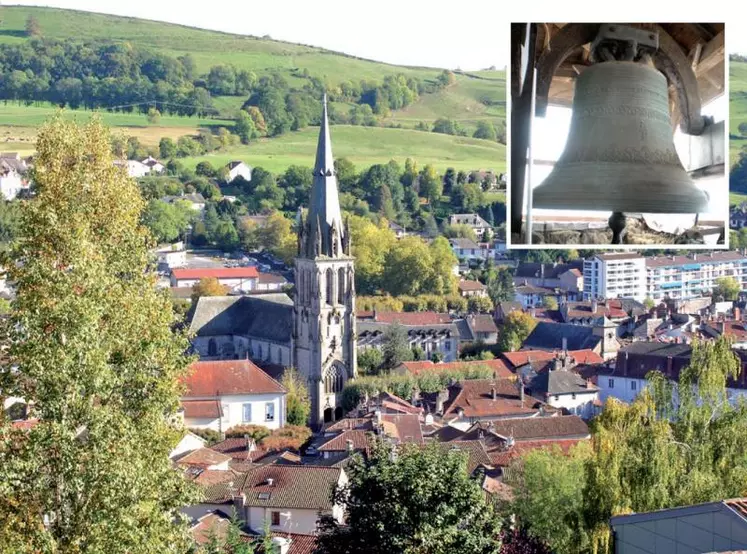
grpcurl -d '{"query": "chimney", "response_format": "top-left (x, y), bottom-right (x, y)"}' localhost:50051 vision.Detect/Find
top-left (518, 380), bottom-right (525, 404)
top-left (562, 336), bottom-right (568, 353)
top-left (491, 385), bottom-right (497, 400)
top-left (346, 439), bottom-right (354, 453)
top-left (272, 536), bottom-right (292, 554)
top-left (266, 478), bottom-right (274, 487)
top-left (436, 388), bottom-right (449, 413)
top-left (375, 409), bottom-right (382, 425)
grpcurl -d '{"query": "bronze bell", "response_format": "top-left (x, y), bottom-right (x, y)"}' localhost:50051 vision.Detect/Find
top-left (533, 61), bottom-right (708, 213)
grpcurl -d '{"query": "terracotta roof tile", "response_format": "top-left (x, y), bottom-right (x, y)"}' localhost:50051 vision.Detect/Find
top-left (489, 415), bottom-right (590, 441)
top-left (373, 311), bottom-right (451, 325)
top-left (177, 447), bottom-right (232, 468)
top-left (191, 512), bottom-right (252, 546)
top-left (399, 359), bottom-right (513, 379)
top-left (181, 399), bottom-right (222, 418)
top-left (458, 280), bottom-right (486, 291)
top-left (501, 349), bottom-right (603, 368)
top-left (442, 378), bottom-right (548, 419)
top-left (172, 267), bottom-right (259, 280)
top-left (318, 430), bottom-right (370, 452)
top-left (269, 533), bottom-right (318, 554)
top-left (241, 465), bottom-right (342, 511)
top-left (381, 413), bottom-right (423, 444)
top-left (183, 359), bottom-right (286, 397)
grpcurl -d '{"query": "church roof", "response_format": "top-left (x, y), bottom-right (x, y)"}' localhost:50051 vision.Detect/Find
top-left (189, 294), bottom-right (293, 344)
top-left (304, 95), bottom-right (344, 258)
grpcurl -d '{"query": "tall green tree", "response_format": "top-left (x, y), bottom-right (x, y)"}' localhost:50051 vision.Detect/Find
top-left (486, 265), bottom-right (515, 304)
top-left (499, 311), bottom-right (537, 352)
top-left (714, 276), bottom-right (741, 301)
top-left (315, 441), bottom-right (502, 553)
top-left (281, 367), bottom-right (311, 426)
top-left (0, 116), bottom-right (195, 552)
top-left (381, 323), bottom-right (413, 370)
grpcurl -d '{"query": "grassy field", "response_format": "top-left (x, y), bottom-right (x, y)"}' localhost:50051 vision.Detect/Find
top-left (0, 6), bottom-right (506, 172)
top-left (731, 192), bottom-right (747, 206)
top-left (0, 103), bottom-right (233, 147)
top-left (180, 125), bottom-right (505, 174)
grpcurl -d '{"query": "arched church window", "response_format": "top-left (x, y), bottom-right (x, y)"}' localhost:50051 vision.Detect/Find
top-left (208, 338), bottom-right (217, 357)
top-left (338, 267), bottom-right (345, 304)
top-left (326, 268), bottom-right (334, 305)
top-left (324, 365), bottom-right (344, 394)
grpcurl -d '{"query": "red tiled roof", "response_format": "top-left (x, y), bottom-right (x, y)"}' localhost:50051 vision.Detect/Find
top-left (458, 280), bottom-right (486, 291)
top-left (212, 437), bottom-right (267, 462)
top-left (399, 359), bottom-right (514, 379)
top-left (191, 512), bottom-right (252, 546)
top-left (374, 311), bottom-right (452, 325)
top-left (324, 417), bottom-right (374, 432)
top-left (569, 268), bottom-right (582, 277)
top-left (181, 399), bottom-right (222, 419)
top-left (241, 465), bottom-right (342, 510)
top-left (501, 349), bottom-right (603, 368)
top-left (381, 413), bottom-right (424, 444)
top-left (489, 438), bottom-right (584, 467)
top-left (318, 429), bottom-right (370, 452)
top-left (702, 320), bottom-right (747, 340)
top-left (190, 468), bottom-right (238, 486)
top-left (177, 447), bottom-right (232, 469)
top-left (489, 416), bottom-right (590, 441)
top-left (442, 378), bottom-right (547, 419)
top-left (183, 359), bottom-right (286, 397)
top-left (172, 267), bottom-right (259, 280)
top-left (271, 533), bottom-right (318, 554)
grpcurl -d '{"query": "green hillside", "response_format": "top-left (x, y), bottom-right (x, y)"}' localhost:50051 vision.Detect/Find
top-left (179, 125), bottom-right (505, 174)
top-left (730, 60), bottom-right (747, 165)
top-left (0, 5), bottom-right (505, 172)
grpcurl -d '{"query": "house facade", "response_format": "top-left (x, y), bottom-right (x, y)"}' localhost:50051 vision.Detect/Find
top-left (227, 161), bottom-right (252, 183)
top-left (234, 465), bottom-right (347, 536)
top-left (181, 359), bottom-right (287, 432)
top-left (449, 213), bottom-right (492, 238)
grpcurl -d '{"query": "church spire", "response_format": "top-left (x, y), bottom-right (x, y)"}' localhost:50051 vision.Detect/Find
top-left (305, 94), bottom-right (344, 258)
top-left (314, 94), bottom-right (335, 176)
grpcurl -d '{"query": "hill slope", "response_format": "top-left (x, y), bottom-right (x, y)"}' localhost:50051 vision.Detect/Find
top-left (0, 5), bottom-right (504, 171)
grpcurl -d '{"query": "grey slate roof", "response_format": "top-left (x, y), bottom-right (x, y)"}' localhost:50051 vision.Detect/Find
top-left (522, 322), bottom-right (601, 351)
top-left (189, 294), bottom-right (293, 343)
top-left (455, 319), bottom-right (474, 342)
top-left (524, 367), bottom-right (596, 396)
top-left (357, 321), bottom-right (459, 347)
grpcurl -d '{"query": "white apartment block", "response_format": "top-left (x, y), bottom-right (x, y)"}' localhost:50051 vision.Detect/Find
top-left (583, 253), bottom-right (647, 302)
top-left (645, 252), bottom-right (747, 302)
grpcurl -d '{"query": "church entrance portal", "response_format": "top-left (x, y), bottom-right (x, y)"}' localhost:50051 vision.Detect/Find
top-left (323, 408), bottom-right (333, 423)
top-left (334, 406), bottom-right (343, 420)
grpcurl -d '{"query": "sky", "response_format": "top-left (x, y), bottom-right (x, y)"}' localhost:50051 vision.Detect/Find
top-left (9, 0), bottom-right (509, 71)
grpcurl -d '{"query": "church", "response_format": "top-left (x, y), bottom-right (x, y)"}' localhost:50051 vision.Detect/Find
top-left (189, 97), bottom-right (357, 426)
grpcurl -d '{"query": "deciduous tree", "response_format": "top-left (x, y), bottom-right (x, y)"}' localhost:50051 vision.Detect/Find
top-left (315, 441), bottom-right (502, 553)
top-left (499, 311), bottom-right (537, 352)
top-left (0, 116), bottom-right (195, 552)
top-left (281, 367), bottom-right (311, 426)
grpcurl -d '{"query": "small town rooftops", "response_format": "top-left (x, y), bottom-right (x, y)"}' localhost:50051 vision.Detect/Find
top-left (240, 465), bottom-right (342, 510)
top-left (172, 267), bottom-right (259, 280)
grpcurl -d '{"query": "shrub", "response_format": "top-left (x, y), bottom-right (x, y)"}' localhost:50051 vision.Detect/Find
top-left (188, 427), bottom-right (223, 446)
top-left (225, 424), bottom-right (271, 442)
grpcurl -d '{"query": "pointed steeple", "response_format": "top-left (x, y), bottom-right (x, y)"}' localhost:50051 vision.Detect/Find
top-left (305, 94), bottom-right (344, 258)
top-left (314, 94), bottom-right (335, 176)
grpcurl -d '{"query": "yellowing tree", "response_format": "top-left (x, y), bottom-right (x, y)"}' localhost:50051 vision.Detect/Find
top-left (0, 116), bottom-right (196, 552)
top-left (191, 277), bottom-right (229, 301)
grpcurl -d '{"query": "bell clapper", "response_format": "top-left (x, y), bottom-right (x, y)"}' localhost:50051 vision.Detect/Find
top-left (609, 212), bottom-right (627, 244)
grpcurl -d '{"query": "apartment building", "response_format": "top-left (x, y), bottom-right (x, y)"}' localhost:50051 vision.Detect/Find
top-left (645, 251), bottom-right (747, 302)
top-left (583, 253), bottom-right (647, 302)
top-left (584, 251), bottom-right (747, 303)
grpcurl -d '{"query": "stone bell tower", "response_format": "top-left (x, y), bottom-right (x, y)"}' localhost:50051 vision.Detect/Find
top-left (294, 95), bottom-right (356, 426)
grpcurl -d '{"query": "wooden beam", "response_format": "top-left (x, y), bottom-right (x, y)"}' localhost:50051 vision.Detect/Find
top-left (694, 31), bottom-right (724, 77)
top-left (689, 42), bottom-right (703, 71)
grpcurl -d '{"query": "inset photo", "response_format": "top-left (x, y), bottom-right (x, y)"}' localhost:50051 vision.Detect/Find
top-left (509, 23), bottom-right (726, 247)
